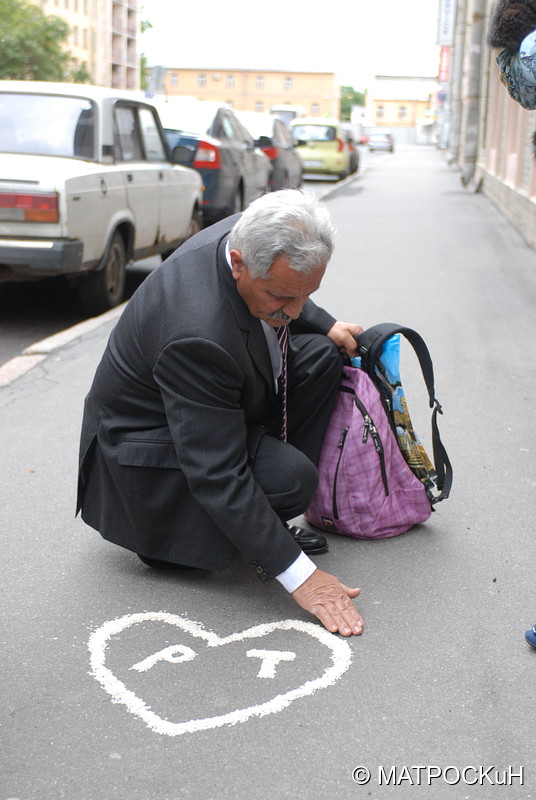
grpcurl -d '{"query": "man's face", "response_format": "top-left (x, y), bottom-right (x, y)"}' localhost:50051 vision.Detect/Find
top-left (230, 250), bottom-right (326, 327)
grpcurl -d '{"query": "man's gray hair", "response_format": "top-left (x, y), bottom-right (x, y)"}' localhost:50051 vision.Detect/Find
top-left (228, 189), bottom-right (335, 278)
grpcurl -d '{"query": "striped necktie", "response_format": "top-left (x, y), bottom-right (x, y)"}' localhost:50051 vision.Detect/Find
top-left (276, 324), bottom-right (289, 441)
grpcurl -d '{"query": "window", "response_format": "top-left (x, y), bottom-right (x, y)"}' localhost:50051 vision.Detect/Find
top-left (218, 112), bottom-right (240, 141)
top-left (399, 106), bottom-right (407, 119)
top-left (255, 102), bottom-right (263, 112)
top-left (256, 76), bottom-right (264, 89)
top-left (284, 77), bottom-right (293, 90)
top-left (83, 28), bottom-right (87, 48)
top-left (226, 75), bottom-right (235, 88)
top-left (73, 26), bottom-right (79, 46)
top-left (291, 124), bottom-right (336, 143)
top-left (169, 73), bottom-right (178, 87)
top-left (114, 105), bottom-right (143, 162)
top-left (198, 74), bottom-right (206, 87)
top-left (138, 107), bottom-right (167, 161)
top-left (377, 105), bottom-right (384, 118)
top-left (311, 103), bottom-right (319, 115)
top-left (0, 94), bottom-right (96, 159)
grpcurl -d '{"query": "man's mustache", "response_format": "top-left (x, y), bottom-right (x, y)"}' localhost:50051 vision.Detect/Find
top-left (268, 310), bottom-right (291, 321)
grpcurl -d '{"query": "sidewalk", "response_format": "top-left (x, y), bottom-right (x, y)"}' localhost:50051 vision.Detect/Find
top-left (2, 147), bottom-right (536, 800)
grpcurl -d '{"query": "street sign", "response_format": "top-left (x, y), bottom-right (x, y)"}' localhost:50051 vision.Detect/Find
top-left (437, 0), bottom-right (457, 46)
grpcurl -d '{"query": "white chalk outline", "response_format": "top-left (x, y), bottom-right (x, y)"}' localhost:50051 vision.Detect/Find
top-left (88, 612), bottom-right (352, 737)
top-left (130, 644), bottom-right (197, 672)
top-left (246, 648), bottom-right (297, 678)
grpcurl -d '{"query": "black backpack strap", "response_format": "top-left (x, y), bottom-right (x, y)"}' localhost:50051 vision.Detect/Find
top-left (357, 323), bottom-right (435, 407)
top-left (431, 401), bottom-right (453, 502)
top-left (356, 323), bottom-right (452, 502)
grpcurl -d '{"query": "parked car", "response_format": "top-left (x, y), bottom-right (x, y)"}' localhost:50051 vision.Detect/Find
top-left (369, 132), bottom-right (395, 152)
top-left (269, 104), bottom-right (307, 126)
top-left (340, 124), bottom-right (360, 174)
top-left (0, 81), bottom-right (203, 314)
top-left (235, 111), bottom-right (303, 191)
top-left (289, 117), bottom-right (352, 179)
top-left (155, 97), bottom-right (271, 226)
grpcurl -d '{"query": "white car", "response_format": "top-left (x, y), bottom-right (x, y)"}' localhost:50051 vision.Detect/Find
top-left (0, 81), bottom-right (204, 314)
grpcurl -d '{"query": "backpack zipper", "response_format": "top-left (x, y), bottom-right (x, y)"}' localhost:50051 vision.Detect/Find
top-left (332, 425), bottom-right (349, 519)
top-left (354, 395), bottom-right (389, 495)
top-left (332, 393), bottom-right (389, 520)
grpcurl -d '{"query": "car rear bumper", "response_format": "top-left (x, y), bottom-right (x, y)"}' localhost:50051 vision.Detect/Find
top-left (300, 156), bottom-right (347, 175)
top-left (0, 238), bottom-right (84, 279)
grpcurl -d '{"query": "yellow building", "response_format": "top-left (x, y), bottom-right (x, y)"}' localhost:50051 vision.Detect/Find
top-left (29, 0), bottom-right (139, 89)
top-left (150, 66), bottom-right (340, 117)
top-left (366, 75), bottom-right (438, 143)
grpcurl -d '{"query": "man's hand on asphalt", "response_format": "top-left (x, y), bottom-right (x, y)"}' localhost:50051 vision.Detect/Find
top-left (327, 321), bottom-right (364, 358)
top-left (291, 568), bottom-right (364, 636)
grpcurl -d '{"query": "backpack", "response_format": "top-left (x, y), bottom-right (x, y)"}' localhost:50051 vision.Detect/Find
top-left (304, 324), bottom-right (452, 540)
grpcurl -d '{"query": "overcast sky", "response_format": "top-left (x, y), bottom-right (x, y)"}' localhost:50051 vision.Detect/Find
top-left (140, 0), bottom-right (441, 91)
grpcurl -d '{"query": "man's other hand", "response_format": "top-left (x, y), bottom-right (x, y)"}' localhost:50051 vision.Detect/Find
top-left (327, 321), bottom-right (364, 358)
top-left (291, 569), bottom-right (364, 636)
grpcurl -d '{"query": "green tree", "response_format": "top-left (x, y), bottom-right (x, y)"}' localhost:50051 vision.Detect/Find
top-left (340, 86), bottom-right (366, 121)
top-left (0, 0), bottom-right (88, 82)
top-left (139, 17), bottom-right (152, 91)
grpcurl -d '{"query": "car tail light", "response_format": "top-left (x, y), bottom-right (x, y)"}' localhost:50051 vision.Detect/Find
top-left (336, 138), bottom-right (344, 153)
top-left (261, 146), bottom-right (279, 161)
top-left (194, 140), bottom-right (221, 169)
top-left (0, 191), bottom-right (59, 223)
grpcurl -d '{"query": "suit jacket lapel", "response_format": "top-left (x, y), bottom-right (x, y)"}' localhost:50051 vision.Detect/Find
top-left (217, 237), bottom-right (275, 394)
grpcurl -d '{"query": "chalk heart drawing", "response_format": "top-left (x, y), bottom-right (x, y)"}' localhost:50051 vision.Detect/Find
top-left (88, 612), bottom-right (352, 737)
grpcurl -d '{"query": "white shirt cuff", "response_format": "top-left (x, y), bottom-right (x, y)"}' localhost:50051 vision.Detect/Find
top-left (275, 551), bottom-right (317, 593)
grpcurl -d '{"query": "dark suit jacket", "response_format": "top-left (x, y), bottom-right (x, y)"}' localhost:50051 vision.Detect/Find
top-left (77, 215), bottom-right (336, 578)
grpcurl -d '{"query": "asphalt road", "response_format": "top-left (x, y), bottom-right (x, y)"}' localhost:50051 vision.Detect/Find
top-left (3, 145), bottom-right (535, 800)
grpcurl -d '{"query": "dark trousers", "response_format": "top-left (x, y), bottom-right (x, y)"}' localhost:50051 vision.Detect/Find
top-left (251, 333), bottom-right (342, 521)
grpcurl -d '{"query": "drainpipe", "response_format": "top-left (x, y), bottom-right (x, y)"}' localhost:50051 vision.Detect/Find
top-left (460, 0), bottom-right (486, 186)
top-left (447, 0), bottom-right (467, 165)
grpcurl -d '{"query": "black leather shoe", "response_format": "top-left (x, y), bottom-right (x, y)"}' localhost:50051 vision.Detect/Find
top-left (284, 522), bottom-right (329, 555)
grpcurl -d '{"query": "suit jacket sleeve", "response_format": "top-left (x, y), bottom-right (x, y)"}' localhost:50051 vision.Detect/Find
top-left (153, 336), bottom-right (302, 578)
top-left (290, 298), bottom-right (336, 336)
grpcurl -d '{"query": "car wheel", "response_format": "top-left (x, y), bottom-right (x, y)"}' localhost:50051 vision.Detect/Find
top-left (79, 231), bottom-right (127, 315)
top-left (188, 205), bottom-right (202, 238)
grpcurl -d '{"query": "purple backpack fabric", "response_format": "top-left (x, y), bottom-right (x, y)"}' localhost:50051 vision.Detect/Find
top-left (305, 365), bottom-right (432, 539)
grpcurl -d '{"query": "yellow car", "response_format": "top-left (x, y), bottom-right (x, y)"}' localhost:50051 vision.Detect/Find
top-left (289, 117), bottom-right (352, 179)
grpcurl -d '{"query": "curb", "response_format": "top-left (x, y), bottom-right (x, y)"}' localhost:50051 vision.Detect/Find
top-left (0, 302), bottom-right (126, 388)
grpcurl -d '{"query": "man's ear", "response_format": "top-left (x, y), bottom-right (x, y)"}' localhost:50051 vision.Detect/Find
top-left (229, 249), bottom-right (245, 280)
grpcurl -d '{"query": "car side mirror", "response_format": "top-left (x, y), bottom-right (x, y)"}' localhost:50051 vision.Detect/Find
top-left (171, 144), bottom-right (195, 166)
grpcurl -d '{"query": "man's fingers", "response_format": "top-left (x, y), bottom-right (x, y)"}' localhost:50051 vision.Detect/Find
top-left (311, 602), bottom-right (364, 637)
top-left (341, 585), bottom-right (361, 598)
top-left (310, 605), bottom-right (339, 635)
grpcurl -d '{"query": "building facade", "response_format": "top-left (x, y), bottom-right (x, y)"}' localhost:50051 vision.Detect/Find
top-left (149, 66), bottom-right (340, 117)
top-left (444, 0), bottom-right (536, 250)
top-left (30, 0), bottom-right (139, 89)
top-left (366, 75), bottom-right (439, 144)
